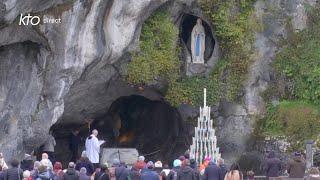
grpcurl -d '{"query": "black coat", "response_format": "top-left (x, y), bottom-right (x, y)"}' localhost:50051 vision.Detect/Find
top-left (115, 166), bottom-right (130, 180)
top-left (99, 174), bottom-right (110, 180)
top-left (129, 167), bottom-right (140, 180)
top-left (141, 169), bottom-right (159, 180)
top-left (69, 133), bottom-right (81, 151)
top-left (75, 158), bottom-right (94, 175)
top-left (21, 159), bottom-right (34, 171)
top-left (219, 164), bottom-right (228, 180)
top-left (168, 167), bottom-right (180, 180)
top-left (266, 157), bottom-right (281, 178)
top-left (203, 163), bottom-right (221, 180)
top-left (3, 168), bottom-right (23, 180)
top-left (63, 168), bottom-right (79, 180)
top-left (0, 172), bottom-right (4, 180)
top-left (177, 166), bottom-right (196, 180)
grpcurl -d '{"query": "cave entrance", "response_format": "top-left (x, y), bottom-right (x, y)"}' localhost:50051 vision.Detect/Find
top-left (180, 14), bottom-right (215, 62)
top-left (51, 95), bottom-right (190, 165)
top-left (95, 95), bottom-right (189, 162)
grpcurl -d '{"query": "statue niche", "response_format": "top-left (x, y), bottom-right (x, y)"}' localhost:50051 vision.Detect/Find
top-left (191, 19), bottom-right (205, 64)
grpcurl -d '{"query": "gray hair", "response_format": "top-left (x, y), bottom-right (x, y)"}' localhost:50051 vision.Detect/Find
top-left (68, 162), bottom-right (75, 168)
top-left (138, 156), bottom-right (145, 161)
top-left (80, 167), bottom-right (87, 174)
top-left (218, 158), bottom-right (224, 164)
top-left (34, 161), bottom-right (41, 169)
top-left (81, 151), bottom-right (87, 158)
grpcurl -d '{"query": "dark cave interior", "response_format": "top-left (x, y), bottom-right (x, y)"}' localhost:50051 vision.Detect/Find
top-left (51, 95), bottom-right (191, 165)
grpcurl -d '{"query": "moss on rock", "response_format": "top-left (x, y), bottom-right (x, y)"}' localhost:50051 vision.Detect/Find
top-left (126, 10), bottom-right (180, 85)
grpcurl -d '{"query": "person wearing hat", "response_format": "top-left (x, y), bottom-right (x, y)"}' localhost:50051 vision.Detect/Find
top-left (154, 161), bottom-right (163, 175)
top-left (287, 151), bottom-right (306, 178)
top-left (177, 159), bottom-right (197, 180)
top-left (168, 159), bottom-right (181, 180)
top-left (141, 161), bottom-right (159, 180)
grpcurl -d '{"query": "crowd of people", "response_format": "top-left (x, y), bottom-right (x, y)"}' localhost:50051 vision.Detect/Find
top-left (0, 129), bottom-right (319, 180)
top-left (0, 149), bottom-right (319, 180)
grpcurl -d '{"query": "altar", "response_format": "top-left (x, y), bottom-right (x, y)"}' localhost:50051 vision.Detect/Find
top-left (100, 148), bottom-right (139, 167)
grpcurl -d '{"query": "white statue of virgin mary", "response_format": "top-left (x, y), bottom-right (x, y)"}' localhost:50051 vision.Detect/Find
top-left (191, 18), bottom-right (205, 64)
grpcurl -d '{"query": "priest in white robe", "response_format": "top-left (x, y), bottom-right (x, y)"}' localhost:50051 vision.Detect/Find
top-left (85, 129), bottom-right (105, 167)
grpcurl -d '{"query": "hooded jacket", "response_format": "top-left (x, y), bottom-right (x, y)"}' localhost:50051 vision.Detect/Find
top-left (141, 168), bottom-right (159, 180)
top-left (36, 170), bottom-right (53, 180)
top-left (266, 151), bottom-right (281, 178)
top-left (177, 165), bottom-right (196, 180)
top-left (3, 167), bottom-right (23, 180)
top-left (287, 156), bottom-right (306, 178)
top-left (168, 166), bottom-right (180, 180)
top-left (203, 162), bottom-right (221, 180)
top-left (63, 168), bottom-right (79, 180)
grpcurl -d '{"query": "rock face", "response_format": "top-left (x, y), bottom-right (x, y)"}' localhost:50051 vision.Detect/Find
top-left (179, 0), bottom-right (318, 173)
top-left (0, 0), bottom-right (170, 161)
top-left (0, 0), bottom-right (318, 171)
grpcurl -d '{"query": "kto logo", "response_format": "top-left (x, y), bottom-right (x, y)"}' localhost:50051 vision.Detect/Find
top-left (19, 13), bottom-right (40, 26)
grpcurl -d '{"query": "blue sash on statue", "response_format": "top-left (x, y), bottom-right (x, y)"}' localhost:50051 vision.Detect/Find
top-left (195, 34), bottom-right (201, 57)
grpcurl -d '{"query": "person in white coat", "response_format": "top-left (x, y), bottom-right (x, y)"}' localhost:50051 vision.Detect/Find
top-left (85, 129), bottom-right (105, 169)
top-left (0, 153), bottom-right (8, 170)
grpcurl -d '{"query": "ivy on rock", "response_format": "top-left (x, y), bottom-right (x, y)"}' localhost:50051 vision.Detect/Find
top-left (126, 10), bottom-right (180, 85)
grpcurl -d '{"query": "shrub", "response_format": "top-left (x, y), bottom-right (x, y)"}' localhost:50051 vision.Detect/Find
top-left (166, 0), bottom-right (257, 106)
top-left (126, 10), bottom-right (180, 85)
top-left (262, 101), bottom-right (320, 150)
top-left (274, 5), bottom-right (320, 105)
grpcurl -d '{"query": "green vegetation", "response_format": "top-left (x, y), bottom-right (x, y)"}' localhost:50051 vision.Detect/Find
top-left (127, 1), bottom-right (258, 106)
top-left (126, 10), bottom-right (180, 85)
top-left (166, 60), bottom-right (228, 105)
top-left (260, 5), bottom-right (320, 150)
top-left (261, 101), bottom-right (320, 150)
top-left (166, 0), bottom-right (258, 106)
top-left (274, 6), bottom-right (320, 105)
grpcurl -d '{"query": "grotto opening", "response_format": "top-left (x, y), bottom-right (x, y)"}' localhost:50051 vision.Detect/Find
top-left (51, 95), bottom-right (191, 165)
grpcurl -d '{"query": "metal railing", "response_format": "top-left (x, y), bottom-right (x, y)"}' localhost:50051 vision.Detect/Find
top-left (252, 176), bottom-right (305, 179)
